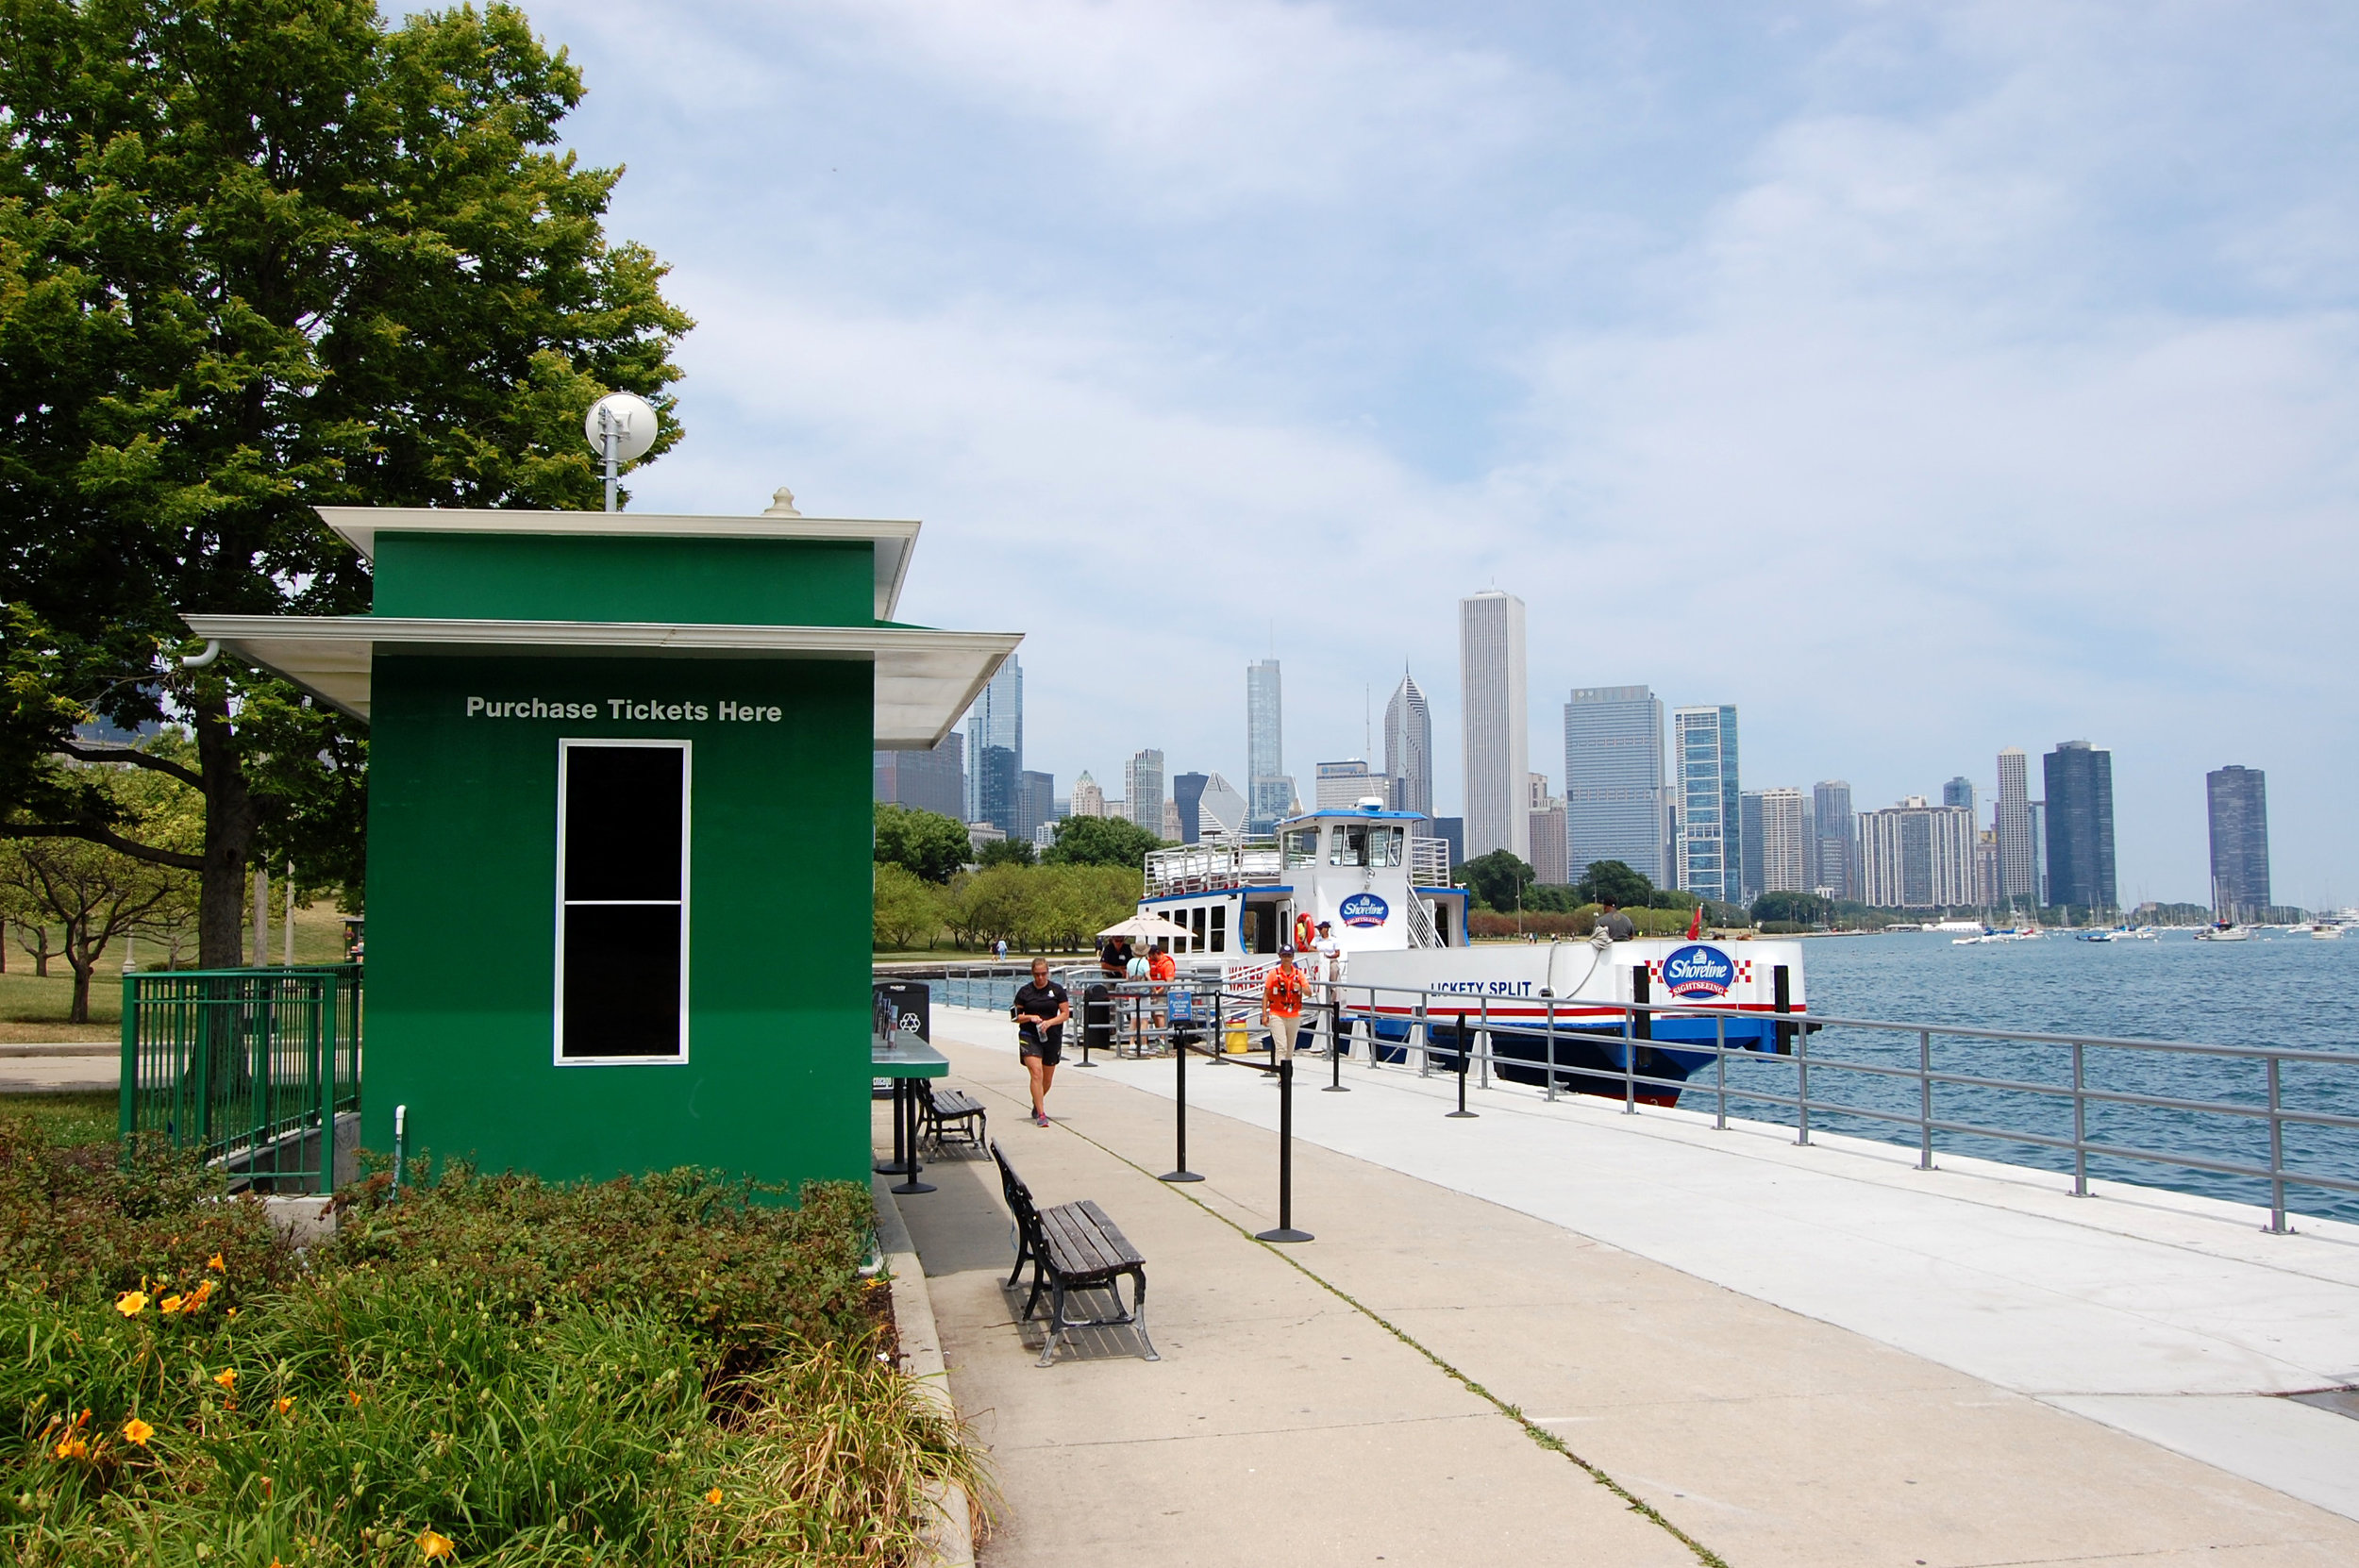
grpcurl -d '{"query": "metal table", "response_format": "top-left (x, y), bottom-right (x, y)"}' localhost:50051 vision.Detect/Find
top-left (872, 1031), bottom-right (950, 1194)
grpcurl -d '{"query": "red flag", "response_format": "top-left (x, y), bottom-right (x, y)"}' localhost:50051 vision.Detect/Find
top-left (1687, 905), bottom-right (1703, 940)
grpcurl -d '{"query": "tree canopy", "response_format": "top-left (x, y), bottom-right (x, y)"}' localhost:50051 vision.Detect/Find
top-left (1042, 815), bottom-right (1163, 869)
top-left (1458, 849), bottom-right (1534, 912)
top-left (1574, 859), bottom-right (1653, 907)
top-left (874, 804), bottom-right (970, 883)
top-left (0, 0), bottom-right (690, 961)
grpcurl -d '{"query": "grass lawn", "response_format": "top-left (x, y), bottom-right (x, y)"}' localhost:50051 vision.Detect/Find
top-left (0, 903), bottom-right (356, 1043)
top-left (0, 1091), bottom-right (118, 1147)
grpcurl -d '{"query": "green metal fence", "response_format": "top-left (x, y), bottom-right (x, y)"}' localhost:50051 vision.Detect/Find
top-left (119, 965), bottom-right (362, 1194)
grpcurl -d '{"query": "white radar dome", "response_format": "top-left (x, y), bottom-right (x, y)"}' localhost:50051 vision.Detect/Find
top-left (583, 392), bottom-right (659, 464)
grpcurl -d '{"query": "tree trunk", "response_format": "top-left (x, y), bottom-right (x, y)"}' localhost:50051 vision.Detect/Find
top-left (192, 690), bottom-right (259, 969)
top-left (67, 948), bottom-right (92, 1025)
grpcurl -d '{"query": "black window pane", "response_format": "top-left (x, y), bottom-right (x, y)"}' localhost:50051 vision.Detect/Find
top-left (562, 905), bottom-right (682, 1058)
top-left (565, 747), bottom-right (682, 901)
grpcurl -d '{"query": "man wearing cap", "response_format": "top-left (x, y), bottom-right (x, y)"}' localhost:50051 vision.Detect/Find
top-left (1262, 945), bottom-right (1308, 1060)
top-left (1591, 896), bottom-right (1638, 948)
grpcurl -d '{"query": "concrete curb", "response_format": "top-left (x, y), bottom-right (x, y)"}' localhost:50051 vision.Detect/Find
top-left (872, 1177), bottom-right (976, 1568)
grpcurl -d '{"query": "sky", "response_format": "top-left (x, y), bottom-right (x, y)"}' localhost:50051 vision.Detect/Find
top-left (527, 0), bottom-right (2359, 908)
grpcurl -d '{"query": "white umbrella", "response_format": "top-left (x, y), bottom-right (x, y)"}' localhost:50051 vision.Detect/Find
top-left (1097, 913), bottom-right (1190, 940)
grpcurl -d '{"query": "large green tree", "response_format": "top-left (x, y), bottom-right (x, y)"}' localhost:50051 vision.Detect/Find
top-left (1458, 848), bottom-right (1534, 912)
top-left (874, 803), bottom-right (971, 883)
top-left (1041, 814), bottom-right (1162, 870)
top-left (0, 0), bottom-right (690, 964)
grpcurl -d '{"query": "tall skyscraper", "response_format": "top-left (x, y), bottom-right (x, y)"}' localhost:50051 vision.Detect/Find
top-left (1528, 774), bottom-right (1568, 885)
top-left (1383, 671), bottom-right (1434, 820)
top-left (1672, 706), bottom-right (1740, 902)
top-left (1069, 771), bottom-right (1107, 819)
top-left (1859, 797), bottom-right (1979, 908)
top-left (874, 731), bottom-right (964, 821)
top-left (2029, 800), bottom-right (2049, 905)
top-left (1812, 781), bottom-right (1856, 899)
top-left (2205, 765), bottom-right (2270, 920)
top-left (2043, 742), bottom-right (2116, 913)
top-left (1014, 770), bottom-right (1053, 843)
top-left (1564, 686), bottom-right (1667, 886)
top-left (1995, 750), bottom-right (2034, 905)
top-left (1125, 749), bottom-right (1165, 834)
top-left (1173, 772), bottom-right (1209, 843)
top-left (1942, 776), bottom-right (1977, 816)
top-left (1745, 787), bottom-right (1807, 897)
top-left (1246, 659), bottom-right (1290, 833)
top-left (962, 654), bottom-right (1021, 828)
top-left (1459, 591), bottom-right (1528, 861)
top-left (1315, 759), bottom-right (1379, 808)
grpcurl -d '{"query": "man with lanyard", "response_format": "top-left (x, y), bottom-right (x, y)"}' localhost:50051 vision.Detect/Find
top-left (1262, 945), bottom-right (1308, 1061)
top-left (1311, 919), bottom-right (1344, 1057)
top-left (1010, 958), bottom-right (1071, 1127)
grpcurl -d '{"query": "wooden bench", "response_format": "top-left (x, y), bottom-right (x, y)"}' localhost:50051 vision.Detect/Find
top-left (916, 1077), bottom-right (987, 1154)
top-left (989, 1140), bottom-right (1157, 1367)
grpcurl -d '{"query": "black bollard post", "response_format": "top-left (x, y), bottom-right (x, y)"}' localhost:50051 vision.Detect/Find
top-left (1324, 997), bottom-right (1349, 1092)
top-left (1446, 1020), bottom-right (1478, 1118)
top-left (1773, 965), bottom-right (1794, 1055)
top-left (1162, 987), bottom-right (1204, 1183)
top-left (1256, 1055), bottom-right (1313, 1243)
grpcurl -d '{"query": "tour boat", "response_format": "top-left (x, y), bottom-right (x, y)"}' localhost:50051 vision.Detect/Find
top-left (1137, 800), bottom-right (1806, 1107)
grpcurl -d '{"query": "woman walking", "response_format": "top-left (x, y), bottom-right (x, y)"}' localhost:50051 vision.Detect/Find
top-left (1011, 958), bottom-right (1072, 1127)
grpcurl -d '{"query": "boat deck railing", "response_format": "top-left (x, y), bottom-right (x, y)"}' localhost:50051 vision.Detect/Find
top-left (902, 962), bottom-right (2359, 1230)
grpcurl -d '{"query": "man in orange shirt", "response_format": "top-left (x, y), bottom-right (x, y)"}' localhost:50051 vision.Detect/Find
top-left (1262, 945), bottom-right (1308, 1060)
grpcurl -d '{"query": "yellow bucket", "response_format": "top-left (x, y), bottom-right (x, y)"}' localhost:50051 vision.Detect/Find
top-left (1223, 1025), bottom-right (1251, 1055)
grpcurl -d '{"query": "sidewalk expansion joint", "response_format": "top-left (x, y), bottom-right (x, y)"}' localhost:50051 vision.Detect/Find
top-left (1048, 1113), bottom-right (1735, 1568)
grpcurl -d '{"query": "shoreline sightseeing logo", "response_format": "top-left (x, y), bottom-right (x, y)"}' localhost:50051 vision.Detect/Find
top-left (1662, 944), bottom-right (1735, 999)
top-left (1338, 892), bottom-right (1390, 928)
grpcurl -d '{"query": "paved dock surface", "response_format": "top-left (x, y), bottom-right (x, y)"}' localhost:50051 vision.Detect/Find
top-left (0, 1043), bottom-right (118, 1093)
top-left (887, 1008), bottom-right (2359, 1567)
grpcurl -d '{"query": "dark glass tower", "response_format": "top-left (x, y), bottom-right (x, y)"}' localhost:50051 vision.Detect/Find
top-left (2205, 765), bottom-right (2269, 920)
top-left (2042, 742), bottom-right (2116, 914)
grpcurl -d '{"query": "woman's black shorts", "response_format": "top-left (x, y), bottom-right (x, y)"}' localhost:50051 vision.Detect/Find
top-left (1019, 1027), bottom-right (1063, 1066)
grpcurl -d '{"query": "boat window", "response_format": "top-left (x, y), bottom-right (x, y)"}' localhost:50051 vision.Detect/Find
top-left (1282, 828), bottom-right (1319, 867)
top-left (1370, 826), bottom-right (1404, 867)
top-left (1192, 907), bottom-right (1207, 949)
top-left (1330, 826), bottom-right (1370, 866)
top-left (1211, 905), bottom-right (1227, 953)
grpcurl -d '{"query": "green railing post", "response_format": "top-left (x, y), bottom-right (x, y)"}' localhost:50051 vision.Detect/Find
top-left (118, 973), bottom-right (138, 1155)
top-left (317, 974), bottom-right (336, 1195)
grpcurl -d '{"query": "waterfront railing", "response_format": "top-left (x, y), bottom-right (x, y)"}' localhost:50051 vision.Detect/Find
top-left (900, 963), bottom-right (2359, 1230)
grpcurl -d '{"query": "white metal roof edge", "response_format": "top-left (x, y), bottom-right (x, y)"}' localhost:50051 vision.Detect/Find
top-left (312, 508), bottom-right (923, 621)
top-left (181, 614), bottom-right (1019, 748)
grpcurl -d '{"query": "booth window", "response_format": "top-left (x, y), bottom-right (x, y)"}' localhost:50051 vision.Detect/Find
top-left (557, 741), bottom-right (689, 1062)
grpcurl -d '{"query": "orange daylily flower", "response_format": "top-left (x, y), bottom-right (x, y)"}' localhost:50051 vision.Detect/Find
top-left (159, 1294), bottom-right (184, 1314)
top-left (114, 1290), bottom-right (149, 1317)
top-left (704, 1487), bottom-right (724, 1505)
top-left (52, 1436), bottom-right (88, 1460)
top-left (418, 1528), bottom-right (455, 1560)
top-left (275, 1396), bottom-right (295, 1416)
top-left (213, 1368), bottom-right (236, 1392)
top-left (121, 1417), bottom-right (154, 1447)
top-left (185, 1280), bottom-right (213, 1309)
top-left (347, 1390), bottom-right (362, 1407)
top-left (208, 1253), bottom-right (226, 1272)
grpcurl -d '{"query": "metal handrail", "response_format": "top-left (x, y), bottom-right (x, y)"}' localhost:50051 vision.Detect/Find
top-left (1317, 976), bottom-right (2359, 1234)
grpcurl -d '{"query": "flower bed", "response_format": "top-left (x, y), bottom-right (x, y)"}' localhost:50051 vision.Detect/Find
top-left (0, 1123), bottom-right (982, 1565)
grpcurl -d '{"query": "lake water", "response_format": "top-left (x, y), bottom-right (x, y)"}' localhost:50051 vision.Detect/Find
top-left (911, 931), bottom-right (2359, 1221)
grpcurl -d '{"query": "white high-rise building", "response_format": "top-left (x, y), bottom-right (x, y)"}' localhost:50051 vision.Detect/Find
top-left (1124, 749), bottom-right (1164, 833)
top-left (1459, 591), bottom-right (1528, 862)
top-left (1069, 772), bottom-right (1107, 818)
top-left (1755, 787), bottom-right (1807, 895)
top-left (1995, 749), bottom-right (2034, 905)
top-left (1858, 797), bottom-right (1979, 909)
top-left (1383, 671), bottom-right (1433, 820)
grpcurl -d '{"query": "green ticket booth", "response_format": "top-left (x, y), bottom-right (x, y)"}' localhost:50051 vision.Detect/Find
top-left (190, 498), bottom-right (1016, 1190)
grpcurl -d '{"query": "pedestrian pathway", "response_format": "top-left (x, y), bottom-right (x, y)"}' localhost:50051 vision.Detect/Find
top-left (888, 1010), bottom-right (2359, 1567)
top-left (0, 1043), bottom-right (118, 1093)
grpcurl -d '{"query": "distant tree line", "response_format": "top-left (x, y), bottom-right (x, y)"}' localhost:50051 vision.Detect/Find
top-left (872, 804), bottom-right (1163, 951)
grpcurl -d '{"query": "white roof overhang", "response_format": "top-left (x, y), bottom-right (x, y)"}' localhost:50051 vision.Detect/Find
top-left (312, 508), bottom-right (923, 622)
top-left (181, 615), bottom-right (1017, 749)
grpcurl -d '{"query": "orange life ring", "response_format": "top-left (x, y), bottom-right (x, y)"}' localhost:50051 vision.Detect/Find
top-left (1293, 912), bottom-right (1316, 950)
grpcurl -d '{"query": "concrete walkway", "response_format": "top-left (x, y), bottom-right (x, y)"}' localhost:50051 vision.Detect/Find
top-left (0, 1044), bottom-right (118, 1093)
top-left (889, 1009), bottom-right (2359, 1567)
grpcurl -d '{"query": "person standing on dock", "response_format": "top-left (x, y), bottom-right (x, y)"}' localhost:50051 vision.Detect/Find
top-left (1012, 959), bottom-right (1071, 1127)
top-left (1263, 946), bottom-right (1308, 1059)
